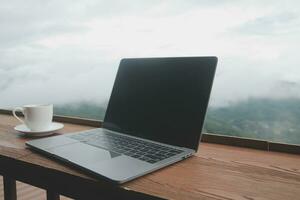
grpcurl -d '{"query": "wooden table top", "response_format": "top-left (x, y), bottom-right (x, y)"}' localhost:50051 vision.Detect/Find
top-left (0, 113), bottom-right (300, 200)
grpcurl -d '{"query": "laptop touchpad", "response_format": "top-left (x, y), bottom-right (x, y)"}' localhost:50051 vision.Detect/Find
top-left (48, 142), bottom-right (121, 164)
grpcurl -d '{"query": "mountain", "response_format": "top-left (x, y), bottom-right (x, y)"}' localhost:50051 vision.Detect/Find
top-left (204, 98), bottom-right (300, 145)
top-left (54, 102), bottom-right (107, 120)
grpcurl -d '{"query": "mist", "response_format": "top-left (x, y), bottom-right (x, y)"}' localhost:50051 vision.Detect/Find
top-left (1, 0), bottom-right (300, 108)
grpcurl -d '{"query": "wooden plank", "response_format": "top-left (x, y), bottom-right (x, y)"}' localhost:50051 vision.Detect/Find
top-left (0, 113), bottom-right (300, 200)
top-left (196, 143), bottom-right (300, 175)
top-left (3, 177), bottom-right (16, 200)
top-left (53, 115), bottom-right (101, 127)
top-left (125, 149), bottom-right (300, 200)
top-left (269, 142), bottom-right (300, 154)
top-left (201, 132), bottom-right (269, 150)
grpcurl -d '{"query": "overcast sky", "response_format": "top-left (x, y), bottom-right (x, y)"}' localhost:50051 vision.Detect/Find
top-left (1, 0), bottom-right (300, 108)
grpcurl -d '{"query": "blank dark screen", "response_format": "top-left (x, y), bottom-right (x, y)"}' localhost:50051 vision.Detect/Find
top-left (103, 57), bottom-right (217, 150)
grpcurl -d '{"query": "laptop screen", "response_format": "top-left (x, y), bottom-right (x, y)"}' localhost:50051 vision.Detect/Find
top-left (103, 57), bottom-right (217, 150)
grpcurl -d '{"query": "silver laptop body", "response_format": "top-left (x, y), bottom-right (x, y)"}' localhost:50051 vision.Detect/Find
top-left (26, 57), bottom-right (217, 184)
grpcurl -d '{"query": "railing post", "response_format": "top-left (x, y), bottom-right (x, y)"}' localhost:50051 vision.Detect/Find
top-left (46, 190), bottom-right (60, 200)
top-left (3, 176), bottom-right (17, 200)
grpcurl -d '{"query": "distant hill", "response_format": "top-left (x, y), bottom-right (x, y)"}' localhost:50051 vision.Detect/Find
top-left (54, 102), bottom-right (107, 120)
top-left (204, 98), bottom-right (300, 145)
top-left (54, 98), bottom-right (300, 145)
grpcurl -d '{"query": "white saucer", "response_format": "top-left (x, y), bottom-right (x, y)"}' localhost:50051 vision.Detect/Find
top-left (14, 122), bottom-right (64, 137)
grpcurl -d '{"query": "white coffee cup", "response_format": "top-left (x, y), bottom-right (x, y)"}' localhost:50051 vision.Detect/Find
top-left (13, 104), bottom-right (53, 131)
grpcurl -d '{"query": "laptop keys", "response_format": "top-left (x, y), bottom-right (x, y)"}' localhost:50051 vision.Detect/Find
top-left (69, 131), bottom-right (184, 164)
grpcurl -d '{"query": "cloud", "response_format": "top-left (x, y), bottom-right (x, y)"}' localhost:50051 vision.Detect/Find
top-left (0, 1), bottom-right (92, 48)
top-left (232, 12), bottom-right (300, 36)
top-left (1, 1), bottom-right (300, 108)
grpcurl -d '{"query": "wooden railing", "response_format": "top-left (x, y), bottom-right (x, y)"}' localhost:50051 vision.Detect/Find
top-left (1, 109), bottom-right (299, 155)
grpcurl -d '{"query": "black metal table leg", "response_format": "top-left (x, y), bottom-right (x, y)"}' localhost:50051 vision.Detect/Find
top-left (3, 176), bottom-right (17, 200)
top-left (46, 190), bottom-right (60, 200)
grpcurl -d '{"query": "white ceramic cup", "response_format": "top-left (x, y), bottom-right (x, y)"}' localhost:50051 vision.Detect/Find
top-left (13, 104), bottom-right (53, 131)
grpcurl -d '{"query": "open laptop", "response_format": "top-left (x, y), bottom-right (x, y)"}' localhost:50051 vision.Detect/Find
top-left (26, 57), bottom-right (218, 184)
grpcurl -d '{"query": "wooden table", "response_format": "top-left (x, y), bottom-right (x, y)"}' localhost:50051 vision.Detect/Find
top-left (0, 113), bottom-right (300, 200)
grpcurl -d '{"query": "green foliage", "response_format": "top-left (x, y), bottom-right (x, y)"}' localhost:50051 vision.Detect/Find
top-left (54, 98), bottom-right (300, 145)
top-left (54, 102), bottom-right (107, 120)
top-left (204, 98), bottom-right (300, 145)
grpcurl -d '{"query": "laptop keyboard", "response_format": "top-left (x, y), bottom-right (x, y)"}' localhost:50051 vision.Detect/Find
top-left (68, 131), bottom-right (183, 164)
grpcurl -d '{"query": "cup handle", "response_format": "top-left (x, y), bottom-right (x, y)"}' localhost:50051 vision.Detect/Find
top-left (13, 107), bottom-right (25, 124)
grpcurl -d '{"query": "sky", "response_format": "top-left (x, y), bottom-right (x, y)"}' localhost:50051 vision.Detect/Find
top-left (1, 0), bottom-right (300, 108)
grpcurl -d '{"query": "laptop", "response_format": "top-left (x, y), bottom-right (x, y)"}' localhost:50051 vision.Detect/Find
top-left (26, 57), bottom-right (218, 184)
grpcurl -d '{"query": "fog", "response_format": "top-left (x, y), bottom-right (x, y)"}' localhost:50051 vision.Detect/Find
top-left (1, 0), bottom-right (300, 108)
